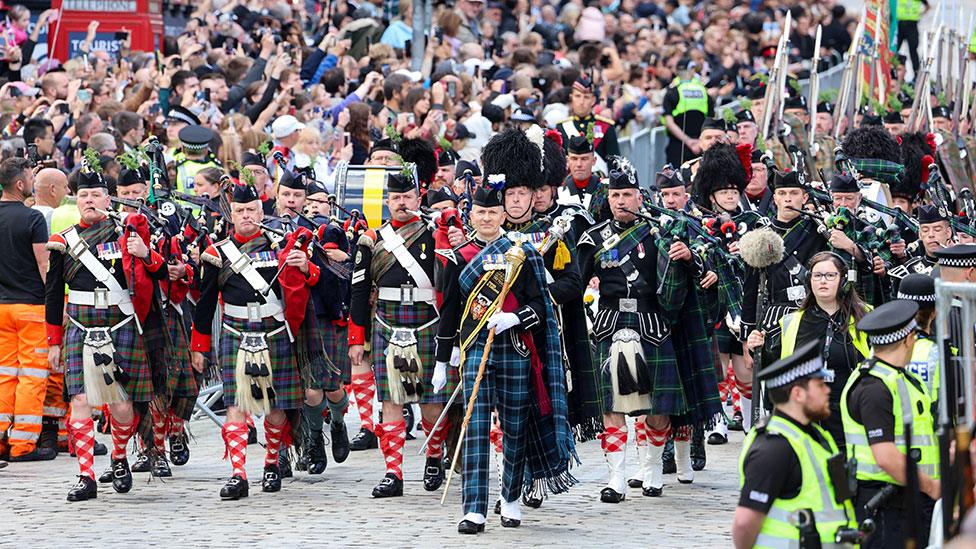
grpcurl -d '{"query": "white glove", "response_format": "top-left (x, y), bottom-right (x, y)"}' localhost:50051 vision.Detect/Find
top-left (487, 312), bottom-right (520, 334)
top-left (450, 346), bottom-right (461, 367)
top-left (432, 361), bottom-right (448, 392)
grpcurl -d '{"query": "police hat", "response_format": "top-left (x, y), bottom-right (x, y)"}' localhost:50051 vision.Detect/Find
top-left (935, 244), bottom-right (976, 268)
top-left (896, 273), bottom-right (935, 306)
top-left (167, 105), bottom-right (200, 126)
top-left (178, 125), bottom-right (213, 151)
top-left (757, 339), bottom-right (833, 389)
top-left (857, 300), bottom-right (919, 346)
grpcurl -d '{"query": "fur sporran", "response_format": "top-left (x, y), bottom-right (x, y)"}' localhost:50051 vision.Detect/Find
top-left (385, 327), bottom-right (424, 404)
top-left (234, 332), bottom-right (275, 415)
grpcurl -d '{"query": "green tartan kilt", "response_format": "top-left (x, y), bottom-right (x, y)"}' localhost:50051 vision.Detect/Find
top-left (165, 304), bottom-right (201, 419)
top-left (219, 315), bottom-right (302, 411)
top-left (594, 310), bottom-right (685, 417)
top-left (372, 300), bottom-right (457, 404)
top-left (64, 303), bottom-right (152, 402)
top-left (321, 318), bottom-right (351, 390)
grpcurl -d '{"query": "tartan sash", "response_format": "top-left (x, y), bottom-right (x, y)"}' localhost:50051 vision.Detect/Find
top-left (371, 219), bottom-right (427, 282)
top-left (64, 219), bottom-right (118, 283)
top-left (216, 235), bottom-right (277, 288)
top-left (458, 237), bottom-right (524, 352)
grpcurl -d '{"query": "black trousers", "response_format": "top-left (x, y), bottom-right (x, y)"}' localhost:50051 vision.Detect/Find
top-left (897, 21), bottom-right (921, 77)
top-left (855, 483), bottom-right (935, 548)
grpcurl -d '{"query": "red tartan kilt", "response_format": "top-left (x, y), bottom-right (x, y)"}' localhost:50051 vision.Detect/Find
top-left (64, 303), bottom-right (152, 402)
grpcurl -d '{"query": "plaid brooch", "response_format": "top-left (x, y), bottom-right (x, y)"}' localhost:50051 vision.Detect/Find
top-left (850, 157), bottom-right (905, 186)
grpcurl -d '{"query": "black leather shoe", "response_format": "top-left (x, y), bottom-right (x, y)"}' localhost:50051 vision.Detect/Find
top-left (66, 475), bottom-right (97, 502)
top-left (130, 452), bottom-right (151, 473)
top-left (662, 439), bottom-right (676, 475)
top-left (111, 458), bottom-right (133, 494)
top-left (707, 432), bottom-right (728, 445)
top-left (279, 452), bottom-right (293, 479)
top-left (262, 465), bottom-right (282, 492)
top-left (457, 520), bottom-right (485, 534)
top-left (691, 428), bottom-right (706, 471)
top-left (220, 475), bottom-right (249, 500)
top-left (371, 473), bottom-right (403, 498)
top-left (493, 500), bottom-right (501, 515)
top-left (7, 446), bottom-right (57, 462)
top-left (152, 455), bottom-right (172, 478)
top-left (522, 493), bottom-right (543, 508)
top-left (501, 516), bottom-right (521, 528)
top-left (349, 427), bottom-right (378, 451)
top-left (627, 478), bottom-right (643, 488)
top-left (331, 421), bottom-right (350, 463)
top-left (307, 430), bottom-right (328, 475)
top-left (93, 441), bottom-right (108, 456)
top-left (169, 432), bottom-right (189, 466)
top-left (600, 487), bottom-right (625, 503)
top-left (423, 456), bottom-right (445, 491)
top-left (98, 466), bottom-right (113, 484)
top-left (728, 411), bottom-right (744, 431)
top-left (643, 485), bottom-right (663, 497)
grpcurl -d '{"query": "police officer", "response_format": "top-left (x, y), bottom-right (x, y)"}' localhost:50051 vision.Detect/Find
top-left (733, 339), bottom-right (858, 548)
top-left (171, 125), bottom-right (222, 194)
top-left (840, 300), bottom-right (940, 548)
top-left (663, 58), bottom-right (712, 167)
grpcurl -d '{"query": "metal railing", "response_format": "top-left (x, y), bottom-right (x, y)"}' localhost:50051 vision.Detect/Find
top-left (619, 62), bottom-right (848, 185)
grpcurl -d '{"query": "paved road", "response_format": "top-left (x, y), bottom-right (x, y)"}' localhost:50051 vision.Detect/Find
top-left (0, 413), bottom-right (743, 547)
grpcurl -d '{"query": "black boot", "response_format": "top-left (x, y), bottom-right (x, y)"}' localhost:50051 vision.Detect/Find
top-left (522, 493), bottom-right (543, 508)
top-left (371, 472), bottom-right (403, 498)
top-left (130, 452), bottom-right (151, 473)
top-left (7, 446), bottom-right (57, 462)
top-left (600, 487), bottom-right (626, 503)
top-left (219, 475), bottom-right (249, 500)
top-left (307, 430), bottom-right (328, 475)
top-left (331, 420), bottom-right (350, 463)
top-left (152, 455), bottom-right (172, 478)
top-left (66, 475), bottom-right (97, 502)
top-left (349, 427), bottom-right (378, 451)
top-left (691, 426), bottom-right (706, 471)
top-left (278, 452), bottom-right (293, 479)
top-left (169, 431), bottom-right (190, 466)
top-left (662, 439), bottom-right (676, 474)
top-left (111, 458), bottom-right (133, 493)
top-left (423, 456), bottom-right (445, 491)
top-left (38, 418), bottom-right (59, 456)
top-left (262, 464), bottom-right (282, 492)
top-left (98, 466), bottom-right (113, 484)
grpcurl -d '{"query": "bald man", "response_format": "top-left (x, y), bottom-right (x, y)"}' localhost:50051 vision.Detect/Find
top-left (31, 168), bottom-right (69, 231)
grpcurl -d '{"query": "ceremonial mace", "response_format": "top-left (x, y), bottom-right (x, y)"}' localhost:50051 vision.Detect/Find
top-left (441, 245), bottom-right (527, 504)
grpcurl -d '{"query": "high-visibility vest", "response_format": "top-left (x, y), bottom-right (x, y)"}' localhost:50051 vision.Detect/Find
top-left (172, 152), bottom-right (221, 193)
top-left (739, 415), bottom-right (857, 548)
top-left (897, 0), bottom-right (924, 21)
top-left (779, 309), bottom-right (871, 359)
top-left (906, 336), bottom-right (940, 403)
top-left (840, 359), bottom-right (940, 482)
top-left (670, 77), bottom-right (709, 118)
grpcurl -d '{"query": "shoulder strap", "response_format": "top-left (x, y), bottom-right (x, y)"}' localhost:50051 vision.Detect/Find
top-left (216, 239), bottom-right (284, 320)
top-left (63, 227), bottom-right (134, 316)
top-left (378, 224), bottom-right (433, 290)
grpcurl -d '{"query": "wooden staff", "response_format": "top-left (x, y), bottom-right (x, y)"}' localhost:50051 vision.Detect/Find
top-left (441, 245), bottom-right (526, 504)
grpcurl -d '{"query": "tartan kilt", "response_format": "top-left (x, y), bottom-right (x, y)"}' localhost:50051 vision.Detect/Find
top-left (594, 310), bottom-right (685, 417)
top-left (219, 315), bottom-right (302, 411)
top-left (714, 324), bottom-right (743, 355)
top-left (165, 305), bottom-right (200, 419)
top-left (64, 303), bottom-right (152, 402)
top-left (372, 300), bottom-right (457, 404)
top-left (321, 319), bottom-right (351, 390)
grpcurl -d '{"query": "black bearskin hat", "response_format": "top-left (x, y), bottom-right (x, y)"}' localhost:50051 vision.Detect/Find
top-left (541, 133), bottom-right (567, 187)
top-left (481, 128), bottom-right (542, 190)
top-left (841, 125), bottom-right (902, 164)
top-left (695, 142), bottom-right (747, 200)
top-left (894, 132), bottom-right (929, 199)
top-left (398, 138), bottom-right (437, 187)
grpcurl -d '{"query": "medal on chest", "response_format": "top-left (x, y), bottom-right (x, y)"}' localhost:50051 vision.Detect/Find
top-left (96, 241), bottom-right (122, 261)
top-left (248, 251), bottom-right (278, 269)
top-left (482, 253), bottom-right (507, 271)
top-left (419, 243), bottom-right (427, 260)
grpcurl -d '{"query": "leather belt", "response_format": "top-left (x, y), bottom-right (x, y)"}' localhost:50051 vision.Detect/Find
top-left (224, 302), bottom-right (284, 321)
top-left (599, 297), bottom-right (659, 314)
top-left (67, 289), bottom-right (131, 309)
top-left (376, 286), bottom-right (435, 304)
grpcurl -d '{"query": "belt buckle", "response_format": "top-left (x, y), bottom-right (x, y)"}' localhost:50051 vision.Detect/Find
top-left (93, 288), bottom-right (109, 310)
top-left (619, 298), bottom-right (637, 313)
top-left (400, 285), bottom-right (414, 306)
top-left (786, 285), bottom-right (806, 302)
top-left (246, 302), bottom-right (262, 323)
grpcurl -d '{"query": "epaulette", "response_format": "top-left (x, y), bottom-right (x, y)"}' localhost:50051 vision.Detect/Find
top-left (46, 233), bottom-right (67, 253)
top-left (579, 220), bottom-right (611, 247)
top-left (357, 229), bottom-right (377, 250)
top-left (594, 115), bottom-right (615, 125)
top-left (201, 243), bottom-right (222, 267)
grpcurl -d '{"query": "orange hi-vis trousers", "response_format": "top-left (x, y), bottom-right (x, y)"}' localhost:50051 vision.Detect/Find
top-left (0, 303), bottom-right (49, 457)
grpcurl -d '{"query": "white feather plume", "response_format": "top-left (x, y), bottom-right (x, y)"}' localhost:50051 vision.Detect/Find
top-left (610, 155), bottom-right (637, 186)
top-left (526, 125), bottom-right (545, 168)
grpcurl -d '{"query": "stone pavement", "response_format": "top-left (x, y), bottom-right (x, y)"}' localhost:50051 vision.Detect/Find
top-left (0, 414), bottom-right (743, 547)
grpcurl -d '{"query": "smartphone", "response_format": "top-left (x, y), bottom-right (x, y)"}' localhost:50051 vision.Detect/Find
top-left (342, 131), bottom-right (350, 147)
top-left (26, 144), bottom-right (38, 161)
top-left (224, 37), bottom-right (237, 53)
top-left (57, 103), bottom-right (70, 114)
top-left (407, 113), bottom-right (415, 125)
top-left (196, 89), bottom-right (211, 102)
top-left (172, 57), bottom-right (183, 68)
top-left (115, 31), bottom-right (129, 40)
top-left (447, 81), bottom-right (457, 98)
top-left (148, 103), bottom-right (161, 116)
top-left (77, 89), bottom-right (92, 103)
top-left (381, 64), bottom-right (390, 76)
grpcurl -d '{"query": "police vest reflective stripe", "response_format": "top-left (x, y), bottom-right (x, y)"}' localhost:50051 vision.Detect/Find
top-left (173, 153), bottom-right (221, 193)
top-left (671, 78), bottom-right (709, 117)
top-left (779, 309), bottom-right (870, 359)
top-left (906, 337), bottom-right (940, 403)
top-left (840, 360), bottom-right (940, 483)
top-left (739, 415), bottom-right (857, 548)
top-left (897, 0), bottom-right (923, 21)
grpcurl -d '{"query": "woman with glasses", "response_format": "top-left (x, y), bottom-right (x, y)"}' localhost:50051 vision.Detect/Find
top-left (746, 251), bottom-right (870, 453)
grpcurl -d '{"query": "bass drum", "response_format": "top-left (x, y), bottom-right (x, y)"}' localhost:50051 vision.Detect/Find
top-left (333, 162), bottom-right (403, 228)
top-left (859, 179), bottom-right (894, 227)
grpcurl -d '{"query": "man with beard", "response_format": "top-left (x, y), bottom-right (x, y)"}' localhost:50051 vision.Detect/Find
top-left (733, 339), bottom-right (856, 548)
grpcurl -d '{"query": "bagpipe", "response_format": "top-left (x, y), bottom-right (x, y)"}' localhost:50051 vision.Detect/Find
top-left (256, 216), bottom-right (352, 281)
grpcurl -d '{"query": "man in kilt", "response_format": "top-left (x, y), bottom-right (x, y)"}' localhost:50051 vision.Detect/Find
top-left (435, 127), bottom-right (576, 533)
top-left (577, 160), bottom-right (697, 501)
top-left (46, 162), bottom-right (166, 501)
top-left (348, 170), bottom-right (457, 498)
top-left (190, 182), bottom-right (320, 499)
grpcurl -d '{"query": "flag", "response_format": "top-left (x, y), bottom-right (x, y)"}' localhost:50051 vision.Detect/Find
top-left (859, 0), bottom-right (894, 107)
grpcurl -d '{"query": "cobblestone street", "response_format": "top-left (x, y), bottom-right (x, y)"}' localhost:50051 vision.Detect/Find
top-left (0, 414), bottom-right (741, 547)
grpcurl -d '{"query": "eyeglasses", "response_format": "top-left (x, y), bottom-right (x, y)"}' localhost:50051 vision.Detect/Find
top-left (811, 272), bottom-right (840, 281)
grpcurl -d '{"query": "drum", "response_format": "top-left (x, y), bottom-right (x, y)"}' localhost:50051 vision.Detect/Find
top-left (333, 162), bottom-right (403, 228)
top-left (859, 179), bottom-right (894, 227)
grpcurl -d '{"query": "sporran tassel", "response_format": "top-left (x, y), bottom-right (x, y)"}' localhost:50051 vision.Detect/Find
top-left (82, 331), bottom-right (128, 406)
top-left (235, 334), bottom-right (274, 416)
